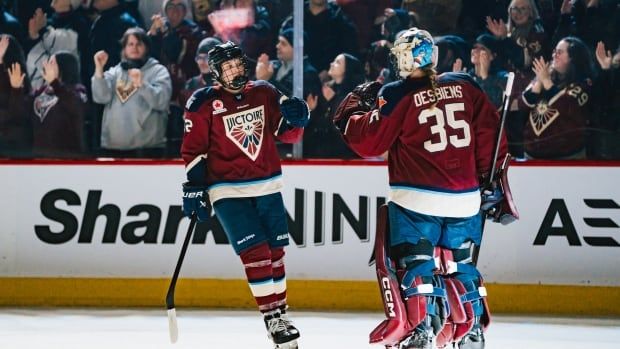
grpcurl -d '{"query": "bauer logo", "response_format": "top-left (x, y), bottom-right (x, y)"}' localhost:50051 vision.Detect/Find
top-left (222, 105), bottom-right (265, 161)
top-left (534, 199), bottom-right (620, 247)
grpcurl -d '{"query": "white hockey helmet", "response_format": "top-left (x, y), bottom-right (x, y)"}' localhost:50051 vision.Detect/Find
top-left (390, 27), bottom-right (438, 78)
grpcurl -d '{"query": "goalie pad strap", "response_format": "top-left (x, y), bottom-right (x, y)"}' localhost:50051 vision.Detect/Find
top-left (446, 262), bottom-right (481, 277)
top-left (460, 287), bottom-right (488, 303)
top-left (400, 259), bottom-right (437, 287)
top-left (403, 285), bottom-right (447, 299)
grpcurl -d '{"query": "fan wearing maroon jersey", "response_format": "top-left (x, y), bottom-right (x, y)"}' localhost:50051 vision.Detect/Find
top-left (333, 28), bottom-right (516, 349)
top-left (180, 41), bottom-right (308, 349)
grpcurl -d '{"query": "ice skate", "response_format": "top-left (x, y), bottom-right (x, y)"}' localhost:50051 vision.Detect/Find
top-left (279, 310), bottom-right (300, 337)
top-left (457, 324), bottom-right (484, 349)
top-left (264, 310), bottom-right (300, 349)
top-left (399, 326), bottom-right (435, 349)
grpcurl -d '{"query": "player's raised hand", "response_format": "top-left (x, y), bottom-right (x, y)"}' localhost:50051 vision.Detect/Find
top-left (595, 41), bottom-right (612, 70)
top-left (280, 96), bottom-right (310, 127)
top-left (8, 63), bottom-right (25, 88)
top-left (353, 81), bottom-right (382, 109)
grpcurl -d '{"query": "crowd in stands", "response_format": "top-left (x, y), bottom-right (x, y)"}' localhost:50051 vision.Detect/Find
top-left (0, 0), bottom-right (618, 160)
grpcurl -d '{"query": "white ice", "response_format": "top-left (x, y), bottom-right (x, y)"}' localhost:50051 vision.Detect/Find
top-left (1, 309), bottom-right (619, 349)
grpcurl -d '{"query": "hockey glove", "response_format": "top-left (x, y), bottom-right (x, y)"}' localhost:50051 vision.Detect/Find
top-left (182, 182), bottom-right (211, 222)
top-left (352, 81), bottom-right (382, 110)
top-left (280, 96), bottom-right (310, 127)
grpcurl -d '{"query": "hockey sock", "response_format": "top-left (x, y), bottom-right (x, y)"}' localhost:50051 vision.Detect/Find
top-left (239, 243), bottom-right (278, 313)
top-left (271, 247), bottom-right (287, 310)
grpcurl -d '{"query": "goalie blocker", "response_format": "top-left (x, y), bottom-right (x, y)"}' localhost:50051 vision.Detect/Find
top-left (481, 154), bottom-right (519, 225)
top-left (370, 205), bottom-right (491, 348)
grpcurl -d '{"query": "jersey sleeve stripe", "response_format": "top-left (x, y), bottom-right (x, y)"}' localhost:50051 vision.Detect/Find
top-left (185, 154), bottom-right (208, 183)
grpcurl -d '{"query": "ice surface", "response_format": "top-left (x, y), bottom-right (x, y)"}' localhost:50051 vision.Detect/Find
top-left (1, 309), bottom-right (619, 349)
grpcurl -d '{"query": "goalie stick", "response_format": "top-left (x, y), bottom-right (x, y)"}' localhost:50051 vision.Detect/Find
top-left (472, 71), bottom-right (515, 266)
top-left (166, 213), bottom-right (198, 343)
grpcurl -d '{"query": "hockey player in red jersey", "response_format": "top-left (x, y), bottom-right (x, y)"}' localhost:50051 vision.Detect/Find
top-left (333, 28), bottom-right (518, 349)
top-left (180, 41), bottom-right (309, 349)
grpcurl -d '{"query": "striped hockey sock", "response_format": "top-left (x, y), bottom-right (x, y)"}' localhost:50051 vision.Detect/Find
top-left (240, 243), bottom-right (278, 312)
top-left (271, 247), bottom-right (287, 310)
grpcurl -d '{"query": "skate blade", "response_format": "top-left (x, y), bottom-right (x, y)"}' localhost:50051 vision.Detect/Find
top-left (274, 339), bottom-right (298, 349)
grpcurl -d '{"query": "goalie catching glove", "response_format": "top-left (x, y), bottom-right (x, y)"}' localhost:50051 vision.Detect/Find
top-left (182, 183), bottom-right (211, 222)
top-left (332, 81), bottom-right (383, 133)
top-left (352, 81), bottom-right (383, 110)
top-left (280, 96), bottom-right (310, 128)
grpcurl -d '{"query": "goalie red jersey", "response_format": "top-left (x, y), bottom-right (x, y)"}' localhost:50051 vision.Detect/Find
top-left (337, 72), bottom-right (507, 217)
top-left (181, 80), bottom-right (302, 202)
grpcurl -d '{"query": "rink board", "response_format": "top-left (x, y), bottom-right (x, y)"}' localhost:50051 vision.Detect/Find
top-left (1, 160), bottom-right (619, 315)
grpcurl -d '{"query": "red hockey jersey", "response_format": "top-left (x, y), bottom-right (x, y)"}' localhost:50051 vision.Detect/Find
top-left (337, 73), bottom-right (507, 217)
top-left (521, 80), bottom-right (591, 158)
top-left (181, 80), bottom-right (303, 202)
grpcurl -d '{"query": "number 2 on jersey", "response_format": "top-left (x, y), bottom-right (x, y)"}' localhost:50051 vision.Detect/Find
top-left (418, 102), bottom-right (471, 152)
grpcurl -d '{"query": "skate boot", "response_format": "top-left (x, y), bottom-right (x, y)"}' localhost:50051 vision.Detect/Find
top-left (264, 310), bottom-right (300, 349)
top-left (457, 324), bottom-right (484, 349)
top-left (279, 309), bottom-right (300, 338)
top-left (399, 325), bottom-right (435, 349)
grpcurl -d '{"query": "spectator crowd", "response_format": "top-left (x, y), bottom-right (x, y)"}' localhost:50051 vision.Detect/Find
top-left (0, 0), bottom-right (619, 160)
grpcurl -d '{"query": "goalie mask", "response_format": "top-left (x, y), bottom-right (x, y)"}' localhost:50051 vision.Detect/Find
top-left (390, 28), bottom-right (438, 78)
top-left (207, 41), bottom-right (249, 91)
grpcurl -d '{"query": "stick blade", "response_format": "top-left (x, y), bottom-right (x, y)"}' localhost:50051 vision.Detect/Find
top-left (167, 308), bottom-right (179, 343)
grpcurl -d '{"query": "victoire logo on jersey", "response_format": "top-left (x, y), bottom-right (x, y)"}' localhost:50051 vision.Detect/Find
top-left (223, 105), bottom-right (265, 161)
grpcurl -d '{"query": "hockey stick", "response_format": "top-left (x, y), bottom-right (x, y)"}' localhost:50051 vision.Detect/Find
top-left (472, 72), bottom-right (515, 266)
top-left (166, 213), bottom-right (198, 343)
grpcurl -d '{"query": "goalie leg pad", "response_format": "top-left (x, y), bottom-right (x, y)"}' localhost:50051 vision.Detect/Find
top-left (430, 244), bottom-right (491, 346)
top-left (396, 243), bottom-right (447, 345)
top-left (369, 205), bottom-right (411, 346)
top-left (450, 244), bottom-right (491, 337)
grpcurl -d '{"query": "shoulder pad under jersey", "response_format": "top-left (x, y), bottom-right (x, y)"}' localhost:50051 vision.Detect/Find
top-left (438, 72), bottom-right (483, 92)
top-left (185, 86), bottom-right (218, 112)
top-left (377, 80), bottom-right (411, 117)
top-left (253, 79), bottom-right (283, 99)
